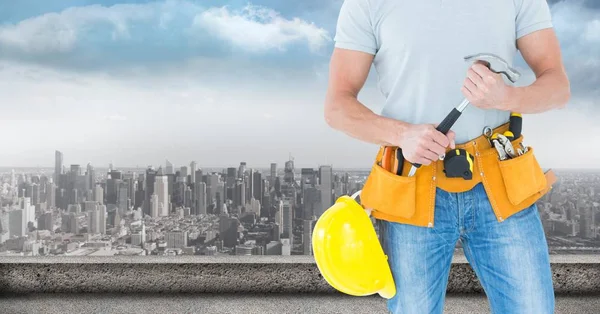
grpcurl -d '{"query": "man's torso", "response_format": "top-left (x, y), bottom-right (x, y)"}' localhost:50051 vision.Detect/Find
top-left (370, 0), bottom-right (520, 143)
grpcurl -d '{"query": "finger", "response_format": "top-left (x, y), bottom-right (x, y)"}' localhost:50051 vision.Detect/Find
top-left (471, 63), bottom-right (492, 78)
top-left (461, 86), bottom-right (473, 99)
top-left (471, 63), bottom-right (497, 85)
top-left (447, 131), bottom-right (456, 149)
top-left (429, 126), bottom-right (450, 147)
top-left (464, 78), bottom-right (479, 96)
top-left (420, 149), bottom-right (439, 164)
top-left (467, 69), bottom-right (486, 91)
top-left (425, 141), bottom-right (447, 156)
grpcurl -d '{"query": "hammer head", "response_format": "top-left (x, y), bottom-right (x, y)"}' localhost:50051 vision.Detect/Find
top-left (464, 53), bottom-right (521, 83)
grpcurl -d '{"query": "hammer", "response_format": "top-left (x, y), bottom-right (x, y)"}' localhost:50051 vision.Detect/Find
top-left (406, 53), bottom-right (521, 177)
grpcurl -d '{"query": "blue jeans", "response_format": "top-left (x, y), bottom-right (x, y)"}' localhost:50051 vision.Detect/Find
top-left (378, 182), bottom-right (554, 314)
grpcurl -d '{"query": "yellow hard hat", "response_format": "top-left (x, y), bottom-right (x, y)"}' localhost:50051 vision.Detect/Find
top-left (312, 191), bottom-right (396, 299)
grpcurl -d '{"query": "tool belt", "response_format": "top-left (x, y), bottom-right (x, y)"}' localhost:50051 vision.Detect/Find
top-left (360, 122), bottom-right (557, 227)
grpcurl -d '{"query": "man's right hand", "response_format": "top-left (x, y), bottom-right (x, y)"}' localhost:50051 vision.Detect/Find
top-left (395, 123), bottom-right (456, 166)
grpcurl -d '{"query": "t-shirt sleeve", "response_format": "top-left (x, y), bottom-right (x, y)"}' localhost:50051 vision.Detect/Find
top-left (333, 0), bottom-right (377, 55)
top-left (515, 0), bottom-right (553, 39)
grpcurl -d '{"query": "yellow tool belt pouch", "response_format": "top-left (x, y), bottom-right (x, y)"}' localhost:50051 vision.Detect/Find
top-left (360, 122), bottom-right (556, 227)
top-left (360, 146), bottom-right (437, 226)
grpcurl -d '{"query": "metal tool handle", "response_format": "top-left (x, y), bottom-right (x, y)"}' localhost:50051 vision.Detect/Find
top-left (410, 108), bottom-right (461, 169)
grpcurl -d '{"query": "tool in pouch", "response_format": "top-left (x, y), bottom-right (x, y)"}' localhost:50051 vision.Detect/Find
top-left (442, 148), bottom-right (474, 180)
top-left (405, 53), bottom-right (522, 177)
top-left (485, 112), bottom-right (528, 160)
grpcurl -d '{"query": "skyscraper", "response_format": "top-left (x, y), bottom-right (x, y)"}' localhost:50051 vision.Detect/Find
top-left (54, 151), bottom-right (63, 185)
top-left (143, 166), bottom-right (157, 216)
top-left (88, 204), bottom-right (107, 235)
top-left (179, 166), bottom-right (188, 183)
top-left (47, 183), bottom-right (56, 209)
top-left (195, 182), bottom-right (207, 216)
top-left (319, 165), bottom-right (333, 217)
top-left (86, 163), bottom-right (95, 191)
top-left (190, 161), bottom-right (197, 184)
top-left (270, 163), bottom-right (277, 185)
top-left (118, 182), bottom-right (129, 215)
top-left (151, 194), bottom-right (159, 218)
top-left (303, 218), bottom-right (315, 255)
top-left (282, 198), bottom-right (293, 242)
top-left (94, 185), bottom-right (104, 205)
top-left (154, 171), bottom-right (169, 217)
top-left (238, 162), bottom-right (247, 179)
top-left (165, 160), bottom-right (174, 175)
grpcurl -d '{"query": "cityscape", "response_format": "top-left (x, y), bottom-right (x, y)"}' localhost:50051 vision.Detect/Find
top-left (0, 151), bottom-right (598, 257)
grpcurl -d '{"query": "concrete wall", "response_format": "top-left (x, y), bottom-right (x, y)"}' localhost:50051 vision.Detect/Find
top-left (1, 255), bottom-right (599, 294)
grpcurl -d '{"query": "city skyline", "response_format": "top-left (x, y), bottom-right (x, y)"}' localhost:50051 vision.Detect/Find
top-left (0, 147), bottom-right (598, 258)
top-left (1, 0), bottom-right (600, 168)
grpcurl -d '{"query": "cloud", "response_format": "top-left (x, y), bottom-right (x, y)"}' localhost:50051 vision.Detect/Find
top-left (0, 1), bottom-right (332, 71)
top-left (193, 5), bottom-right (331, 53)
top-left (548, 0), bottom-right (600, 105)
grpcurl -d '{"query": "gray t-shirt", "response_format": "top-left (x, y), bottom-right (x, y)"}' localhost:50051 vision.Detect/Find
top-left (334, 0), bottom-right (553, 144)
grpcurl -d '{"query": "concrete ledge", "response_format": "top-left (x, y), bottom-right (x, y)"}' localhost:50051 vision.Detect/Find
top-left (1, 255), bottom-right (599, 295)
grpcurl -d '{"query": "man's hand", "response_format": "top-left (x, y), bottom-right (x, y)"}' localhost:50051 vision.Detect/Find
top-left (396, 124), bottom-right (456, 166)
top-left (461, 29), bottom-right (569, 114)
top-left (461, 62), bottom-right (513, 111)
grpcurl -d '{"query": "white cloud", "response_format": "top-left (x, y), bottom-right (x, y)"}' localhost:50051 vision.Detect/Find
top-left (192, 4), bottom-right (331, 53)
top-left (0, 1), bottom-right (330, 56)
top-left (0, 3), bottom-right (156, 54)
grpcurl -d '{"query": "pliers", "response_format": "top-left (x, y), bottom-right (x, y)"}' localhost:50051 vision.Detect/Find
top-left (497, 134), bottom-right (517, 158)
top-left (490, 133), bottom-right (515, 160)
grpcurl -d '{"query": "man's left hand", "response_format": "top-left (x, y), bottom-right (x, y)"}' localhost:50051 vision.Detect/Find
top-left (461, 62), bottom-right (513, 111)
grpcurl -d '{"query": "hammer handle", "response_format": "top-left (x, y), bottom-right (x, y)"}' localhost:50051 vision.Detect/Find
top-left (410, 108), bottom-right (462, 169)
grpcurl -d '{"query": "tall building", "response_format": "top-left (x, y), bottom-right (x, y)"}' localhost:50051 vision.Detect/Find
top-left (87, 204), bottom-right (107, 235)
top-left (20, 197), bottom-right (35, 228)
top-left (165, 160), bottom-right (174, 175)
top-left (93, 185), bottom-right (104, 205)
top-left (238, 162), bottom-right (247, 179)
top-left (190, 161), bottom-right (197, 184)
top-left (0, 210), bottom-right (9, 237)
top-left (179, 166), bottom-right (188, 183)
top-left (151, 194), bottom-right (159, 218)
top-left (270, 163), bottom-right (277, 185)
top-left (143, 166), bottom-right (157, 216)
top-left (9, 209), bottom-right (26, 237)
top-left (207, 174), bottom-right (219, 204)
top-left (319, 165), bottom-right (333, 217)
top-left (282, 198), bottom-right (293, 242)
top-left (303, 218), bottom-right (315, 255)
top-left (219, 216), bottom-right (240, 248)
top-left (86, 163), bottom-right (96, 191)
top-left (130, 221), bottom-right (146, 246)
top-left (275, 200), bottom-right (284, 228)
top-left (195, 182), bottom-right (207, 216)
top-left (118, 182), bottom-right (129, 215)
top-left (37, 212), bottom-right (54, 232)
top-left (247, 198), bottom-right (261, 217)
top-left (47, 183), bottom-right (57, 209)
top-left (54, 150), bottom-right (63, 185)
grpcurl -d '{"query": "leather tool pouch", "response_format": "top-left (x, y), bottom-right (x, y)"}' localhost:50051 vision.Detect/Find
top-left (360, 147), bottom-right (418, 220)
top-left (477, 134), bottom-right (555, 220)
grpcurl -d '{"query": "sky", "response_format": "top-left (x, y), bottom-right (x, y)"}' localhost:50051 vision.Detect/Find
top-left (0, 0), bottom-right (598, 169)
